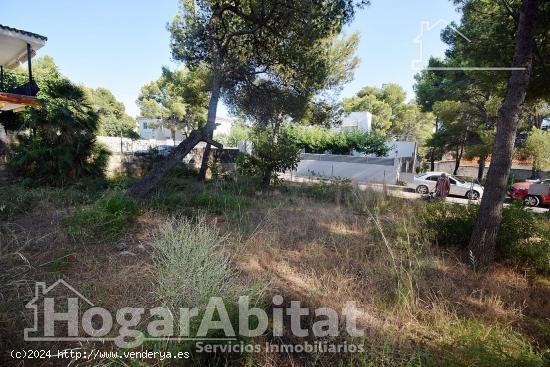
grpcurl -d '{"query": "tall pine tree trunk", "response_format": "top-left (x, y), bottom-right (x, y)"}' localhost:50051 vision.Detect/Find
top-left (198, 141), bottom-right (212, 181)
top-left (453, 144), bottom-right (464, 175)
top-left (477, 154), bottom-right (486, 182)
top-left (467, 0), bottom-right (539, 269)
top-left (126, 9), bottom-right (224, 198)
top-left (126, 71), bottom-right (222, 198)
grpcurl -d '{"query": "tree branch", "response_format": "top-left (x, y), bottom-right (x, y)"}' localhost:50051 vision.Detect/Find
top-left (203, 137), bottom-right (223, 149)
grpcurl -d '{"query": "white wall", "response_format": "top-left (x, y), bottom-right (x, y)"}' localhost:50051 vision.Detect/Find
top-left (137, 117), bottom-right (183, 141)
top-left (97, 136), bottom-right (175, 153)
top-left (291, 154), bottom-right (408, 184)
top-left (294, 160), bottom-right (397, 183)
top-left (382, 141), bottom-right (417, 158)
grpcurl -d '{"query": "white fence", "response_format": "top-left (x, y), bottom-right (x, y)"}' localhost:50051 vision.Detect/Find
top-left (97, 136), bottom-right (179, 153)
top-left (291, 153), bottom-right (414, 184)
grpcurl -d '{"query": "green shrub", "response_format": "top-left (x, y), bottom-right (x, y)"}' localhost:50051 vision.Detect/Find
top-left (422, 202), bottom-right (550, 274)
top-left (215, 175), bottom-right (261, 197)
top-left (512, 239), bottom-right (550, 275)
top-left (287, 124), bottom-right (389, 156)
top-left (422, 202), bottom-right (479, 247)
top-left (66, 192), bottom-right (139, 242)
top-left (0, 177), bottom-right (139, 218)
top-left (48, 253), bottom-right (71, 274)
top-left (195, 192), bottom-right (244, 215)
top-left (498, 202), bottom-right (548, 254)
top-left (237, 127), bottom-right (300, 185)
top-left (5, 72), bottom-right (110, 186)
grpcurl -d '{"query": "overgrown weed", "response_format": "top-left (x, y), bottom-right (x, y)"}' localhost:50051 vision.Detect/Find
top-left (66, 192), bottom-right (139, 243)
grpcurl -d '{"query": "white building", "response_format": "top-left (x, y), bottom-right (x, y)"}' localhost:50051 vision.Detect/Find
top-left (331, 111), bottom-right (416, 159)
top-left (137, 117), bottom-right (183, 142)
top-left (138, 116), bottom-right (234, 142)
top-left (332, 111), bottom-right (373, 133)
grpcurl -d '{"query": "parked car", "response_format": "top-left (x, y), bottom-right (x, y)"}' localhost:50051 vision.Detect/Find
top-left (508, 179), bottom-right (550, 207)
top-left (156, 145), bottom-right (175, 157)
top-left (412, 172), bottom-right (484, 200)
top-left (455, 175), bottom-right (482, 186)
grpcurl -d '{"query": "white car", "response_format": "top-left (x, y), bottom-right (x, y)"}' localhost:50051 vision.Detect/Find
top-left (412, 172), bottom-right (484, 200)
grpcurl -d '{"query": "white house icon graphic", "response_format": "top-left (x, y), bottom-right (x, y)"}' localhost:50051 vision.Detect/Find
top-left (25, 279), bottom-right (94, 341)
top-left (412, 19), bottom-right (471, 71)
top-left (411, 19), bottom-right (525, 72)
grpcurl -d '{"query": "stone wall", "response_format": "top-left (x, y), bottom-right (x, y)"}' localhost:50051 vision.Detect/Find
top-left (107, 153), bottom-right (161, 176)
top-left (106, 147), bottom-right (240, 177)
top-left (187, 147), bottom-right (240, 176)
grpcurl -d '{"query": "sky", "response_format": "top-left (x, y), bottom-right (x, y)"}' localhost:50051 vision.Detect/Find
top-left (3, 0), bottom-right (461, 119)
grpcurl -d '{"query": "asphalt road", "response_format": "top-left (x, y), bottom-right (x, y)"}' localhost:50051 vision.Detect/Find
top-left (358, 183), bottom-right (549, 214)
top-left (281, 175), bottom-right (549, 214)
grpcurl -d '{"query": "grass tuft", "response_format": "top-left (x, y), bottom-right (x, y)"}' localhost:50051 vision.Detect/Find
top-left (439, 319), bottom-right (545, 367)
top-left (152, 216), bottom-right (233, 310)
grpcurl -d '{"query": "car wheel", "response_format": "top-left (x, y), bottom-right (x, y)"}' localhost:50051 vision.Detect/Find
top-left (466, 190), bottom-right (480, 200)
top-left (416, 185), bottom-right (429, 194)
top-left (524, 195), bottom-right (540, 207)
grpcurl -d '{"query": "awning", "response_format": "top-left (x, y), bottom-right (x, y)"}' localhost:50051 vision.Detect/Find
top-left (0, 24), bottom-right (47, 112)
top-left (0, 24), bottom-right (47, 68)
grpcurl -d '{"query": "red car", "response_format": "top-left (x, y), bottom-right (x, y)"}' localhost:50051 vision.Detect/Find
top-left (508, 179), bottom-right (550, 207)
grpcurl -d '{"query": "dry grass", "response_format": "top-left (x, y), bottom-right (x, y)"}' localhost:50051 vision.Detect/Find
top-left (151, 215), bottom-right (234, 310)
top-left (0, 207), bottom-right (160, 357)
top-left (227, 185), bottom-right (548, 365)
top-left (1, 179), bottom-right (548, 366)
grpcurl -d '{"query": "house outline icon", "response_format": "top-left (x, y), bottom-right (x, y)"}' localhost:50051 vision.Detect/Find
top-left (411, 18), bottom-right (471, 70)
top-left (24, 279), bottom-right (94, 341)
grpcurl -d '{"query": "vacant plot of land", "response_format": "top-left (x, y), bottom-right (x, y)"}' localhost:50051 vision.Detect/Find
top-left (1, 173), bottom-right (549, 366)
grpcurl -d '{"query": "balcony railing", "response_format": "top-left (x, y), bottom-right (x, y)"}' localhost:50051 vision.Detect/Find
top-left (0, 70), bottom-right (38, 97)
